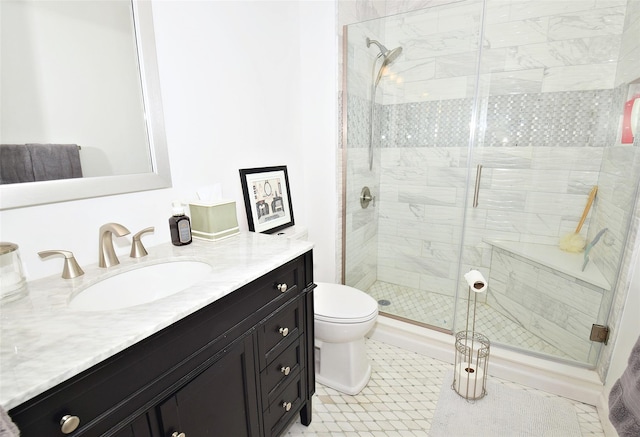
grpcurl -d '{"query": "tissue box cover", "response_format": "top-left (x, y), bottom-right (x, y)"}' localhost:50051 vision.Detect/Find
top-left (189, 200), bottom-right (239, 241)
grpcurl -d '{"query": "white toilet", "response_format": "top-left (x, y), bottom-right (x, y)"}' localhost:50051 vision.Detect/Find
top-left (314, 282), bottom-right (379, 395)
top-left (275, 226), bottom-right (379, 395)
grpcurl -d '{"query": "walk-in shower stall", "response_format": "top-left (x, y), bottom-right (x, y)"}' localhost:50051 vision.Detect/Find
top-left (342, 0), bottom-right (640, 367)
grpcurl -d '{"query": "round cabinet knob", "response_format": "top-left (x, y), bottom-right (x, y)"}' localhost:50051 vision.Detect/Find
top-left (279, 327), bottom-right (289, 337)
top-left (60, 415), bottom-right (80, 434)
top-left (172, 432), bottom-right (186, 437)
top-left (282, 401), bottom-right (292, 412)
top-left (277, 283), bottom-right (288, 293)
top-left (280, 366), bottom-right (291, 376)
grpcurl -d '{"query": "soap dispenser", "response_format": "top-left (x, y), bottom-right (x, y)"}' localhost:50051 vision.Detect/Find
top-left (169, 202), bottom-right (192, 246)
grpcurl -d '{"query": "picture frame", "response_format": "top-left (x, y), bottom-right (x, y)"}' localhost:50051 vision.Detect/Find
top-left (239, 165), bottom-right (295, 234)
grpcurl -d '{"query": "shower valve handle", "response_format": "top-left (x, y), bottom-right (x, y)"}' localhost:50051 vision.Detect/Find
top-left (360, 186), bottom-right (376, 209)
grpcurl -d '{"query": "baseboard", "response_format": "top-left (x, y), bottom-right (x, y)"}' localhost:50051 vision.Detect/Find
top-left (368, 315), bottom-right (604, 405)
top-left (597, 389), bottom-right (618, 437)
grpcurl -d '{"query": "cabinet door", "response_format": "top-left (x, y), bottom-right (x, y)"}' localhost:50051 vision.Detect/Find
top-left (158, 334), bottom-right (259, 437)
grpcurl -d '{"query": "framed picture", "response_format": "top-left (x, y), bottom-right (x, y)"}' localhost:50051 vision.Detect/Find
top-left (239, 165), bottom-right (295, 234)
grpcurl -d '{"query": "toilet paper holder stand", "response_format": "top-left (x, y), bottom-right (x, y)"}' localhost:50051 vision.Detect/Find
top-left (453, 270), bottom-right (490, 401)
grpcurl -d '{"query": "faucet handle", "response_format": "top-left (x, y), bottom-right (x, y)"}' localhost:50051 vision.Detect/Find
top-left (38, 250), bottom-right (85, 279)
top-left (130, 226), bottom-right (155, 258)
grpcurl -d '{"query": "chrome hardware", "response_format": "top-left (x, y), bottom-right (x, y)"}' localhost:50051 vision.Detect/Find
top-left (360, 186), bottom-right (375, 209)
top-left (60, 414), bottom-right (80, 434)
top-left (280, 366), bottom-right (291, 376)
top-left (282, 401), bottom-right (292, 412)
top-left (98, 222), bottom-right (130, 268)
top-left (473, 164), bottom-right (482, 208)
top-left (38, 250), bottom-right (84, 279)
top-left (279, 327), bottom-right (289, 337)
top-left (277, 283), bottom-right (288, 293)
top-left (130, 226), bottom-right (155, 258)
top-left (171, 432), bottom-right (186, 437)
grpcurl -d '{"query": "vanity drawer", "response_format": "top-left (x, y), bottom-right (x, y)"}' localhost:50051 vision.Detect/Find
top-left (257, 297), bottom-right (304, 370)
top-left (261, 337), bottom-right (304, 407)
top-left (263, 375), bottom-right (305, 437)
top-left (236, 255), bottom-right (305, 318)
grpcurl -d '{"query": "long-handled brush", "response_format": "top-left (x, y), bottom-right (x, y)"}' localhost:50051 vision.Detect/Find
top-left (559, 185), bottom-right (598, 253)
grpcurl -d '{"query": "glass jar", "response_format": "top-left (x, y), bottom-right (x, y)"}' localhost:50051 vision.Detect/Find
top-left (0, 242), bottom-right (27, 302)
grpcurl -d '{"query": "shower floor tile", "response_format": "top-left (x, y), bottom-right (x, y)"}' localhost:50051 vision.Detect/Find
top-left (367, 281), bottom-right (574, 361)
top-left (283, 338), bottom-right (605, 437)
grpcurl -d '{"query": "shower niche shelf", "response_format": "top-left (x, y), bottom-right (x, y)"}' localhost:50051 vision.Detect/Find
top-left (486, 240), bottom-right (611, 291)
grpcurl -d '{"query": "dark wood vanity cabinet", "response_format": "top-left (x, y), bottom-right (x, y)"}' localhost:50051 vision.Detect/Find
top-left (9, 251), bottom-right (315, 437)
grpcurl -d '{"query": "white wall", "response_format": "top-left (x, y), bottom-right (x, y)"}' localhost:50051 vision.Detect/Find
top-left (0, 0), bottom-right (338, 283)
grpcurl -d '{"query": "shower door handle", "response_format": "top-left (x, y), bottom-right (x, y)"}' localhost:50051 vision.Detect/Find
top-left (473, 164), bottom-right (482, 208)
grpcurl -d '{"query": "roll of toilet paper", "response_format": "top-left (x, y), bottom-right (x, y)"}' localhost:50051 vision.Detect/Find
top-left (454, 362), bottom-right (485, 399)
top-left (464, 269), bottom-right (487, 293)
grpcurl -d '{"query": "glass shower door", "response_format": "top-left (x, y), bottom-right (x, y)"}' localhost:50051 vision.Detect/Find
top-left (343, 1), bottom-right (485, 332)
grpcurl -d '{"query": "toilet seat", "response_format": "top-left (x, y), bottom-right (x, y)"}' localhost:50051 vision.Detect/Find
top-left (314, 282), bottom-right (378, 324)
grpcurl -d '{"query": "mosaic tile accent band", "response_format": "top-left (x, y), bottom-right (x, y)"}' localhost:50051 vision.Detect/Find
top-left (348, 89), bottom-right (616, 150)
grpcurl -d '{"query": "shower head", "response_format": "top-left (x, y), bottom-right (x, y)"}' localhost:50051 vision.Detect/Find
top-left (366, 37), bottom-right (403, 86)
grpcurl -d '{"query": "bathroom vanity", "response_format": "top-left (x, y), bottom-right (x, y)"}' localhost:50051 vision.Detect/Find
top-left (1, 233), bottom-right (314, 436)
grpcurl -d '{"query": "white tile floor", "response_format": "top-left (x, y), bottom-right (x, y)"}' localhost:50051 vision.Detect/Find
top-left (283, 338), bottom-right (605, 437)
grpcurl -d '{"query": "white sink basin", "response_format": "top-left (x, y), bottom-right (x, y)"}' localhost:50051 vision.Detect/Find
top-left (69, 261), bottom-right (212, 311)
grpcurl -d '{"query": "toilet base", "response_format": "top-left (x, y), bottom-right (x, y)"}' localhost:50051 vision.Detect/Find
top-left (314, 337), bottom-right (372, 395)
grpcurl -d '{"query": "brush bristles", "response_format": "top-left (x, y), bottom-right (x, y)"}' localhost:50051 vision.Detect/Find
top-left (559, 233), bottom-right (586, 253)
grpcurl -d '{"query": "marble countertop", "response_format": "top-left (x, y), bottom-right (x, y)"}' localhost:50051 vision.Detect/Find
top-left (0, 232), bottom-right (313, 410)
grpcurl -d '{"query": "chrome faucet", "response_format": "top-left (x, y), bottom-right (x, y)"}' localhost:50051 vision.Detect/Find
top-left (98, 222), bottom-right (130, 268)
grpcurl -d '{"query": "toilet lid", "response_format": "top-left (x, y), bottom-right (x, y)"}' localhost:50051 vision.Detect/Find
top-left (314, 282), bottom-right (378, 323)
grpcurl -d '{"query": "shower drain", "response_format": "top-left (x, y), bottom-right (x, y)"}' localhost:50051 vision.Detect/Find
top-left (377, 299), bottom-right (391, 306)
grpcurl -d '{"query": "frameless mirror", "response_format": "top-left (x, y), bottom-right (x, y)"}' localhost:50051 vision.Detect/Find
top-left (0, 0), bottom-right (171, 210)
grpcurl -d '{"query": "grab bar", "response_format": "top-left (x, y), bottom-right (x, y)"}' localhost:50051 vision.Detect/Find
top-left (473, 164), bottom-right (482, 208)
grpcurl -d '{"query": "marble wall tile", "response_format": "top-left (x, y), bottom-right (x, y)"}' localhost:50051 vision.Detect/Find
top-left (397, 184), bottom-right (459, 206)
top-left (537, 269), bottom-right (603, 315)
top-left (385, 5), bottom-right (439, 39)
top-left (490, 168), bottom-right (570, 193)
top-left (487, 69), bottom-right (545, 95)
top-left (547, 6), bottom-right (626, 41)
top-left (529, 314), bottom-right (590, 360)
top-left (435, 51), bottom-right (480, 78)
top-left (425, 167), bottom-right (468, 188)
top-left (485, 210), bottom-right (561, 236)
top-left (396, 74), bottom-right (469, 103)
top-left (421, 240), bottom-right (464, 262)
top-left (419, 274), bottom-right (457, 295)
top-left (508, 0), bottom-right (597, 22)
top-left (531, 147), bottom-right (604, 171)
top-left (596, 0), bottom-right (628, 9)
top-left (385, 0), bottom-right (464, 21)
top-left (338, 0), bottom-right (387, 26)
top-left (379, 200), bottom-right (425, 222)
top-left (617, 8), bottom-right (640, 84)
top-left (484, 17), bottom-right (549, 49)
top-left (542, 63), bottom-right (618, 92)
top-left (567, 170), bottom-right (600, 193)
top-left (394, 57), bottom-right (437, 84)
top-left (483, 0), bottom-right (511, 25)
top-left (377, 264), bottom-right (421, 288)
top-left (504, 35), bottom-right (621, 71)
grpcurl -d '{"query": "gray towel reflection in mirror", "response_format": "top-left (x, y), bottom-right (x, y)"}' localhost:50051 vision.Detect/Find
top-left (0, 143), bottom-right (82, 184)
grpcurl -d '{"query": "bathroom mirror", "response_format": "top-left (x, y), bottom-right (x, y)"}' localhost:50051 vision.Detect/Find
top-left (0, 0), bottom-right (171, 210)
